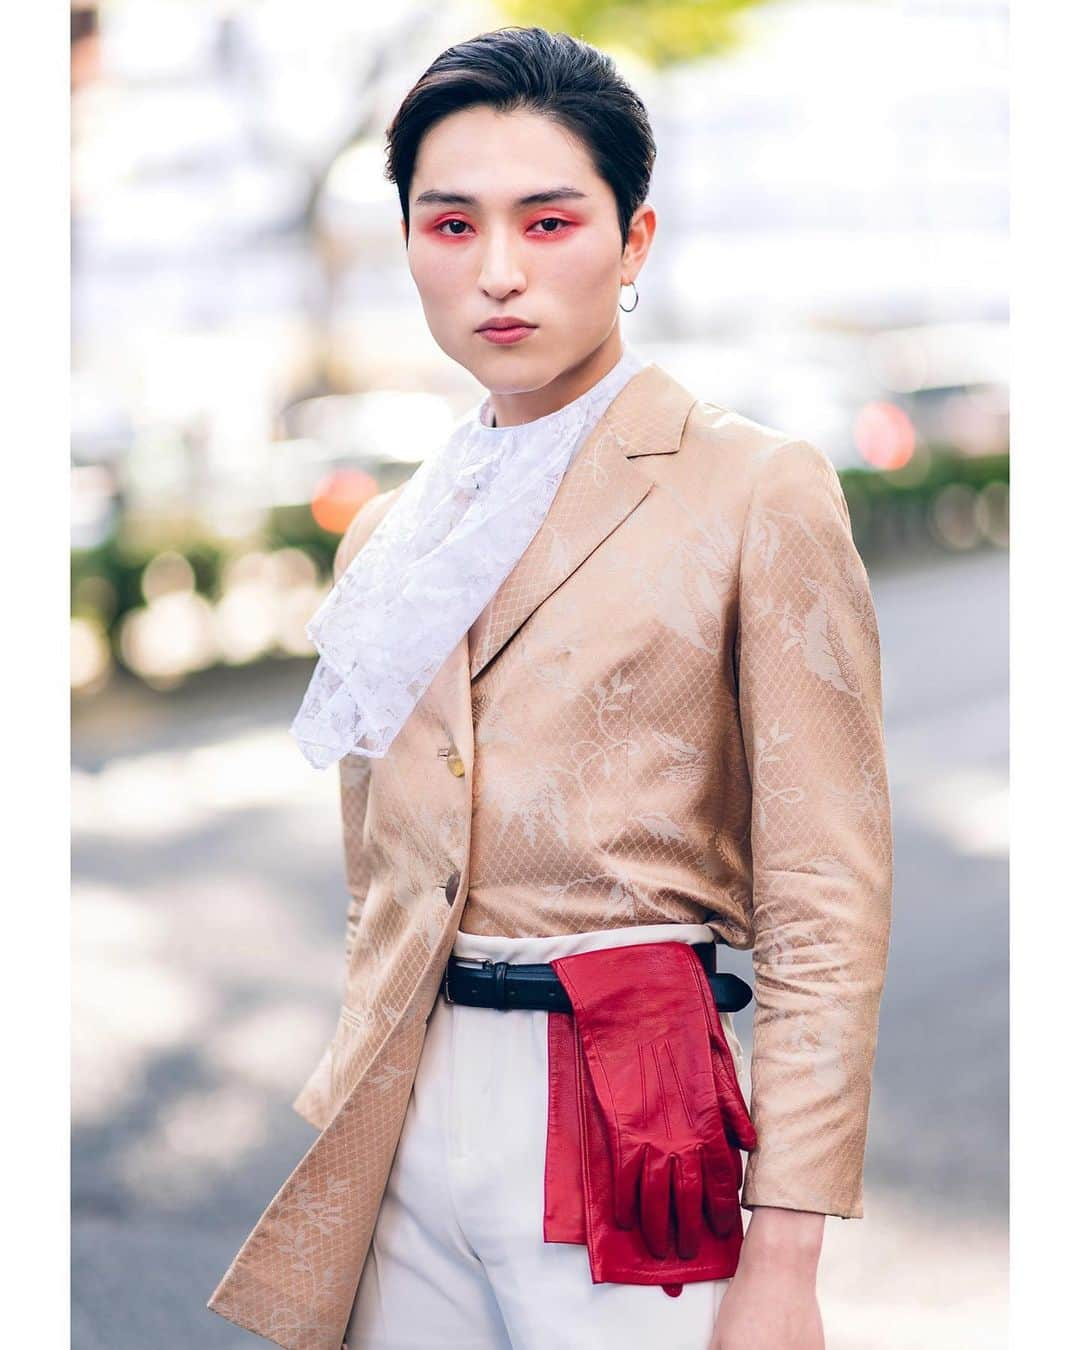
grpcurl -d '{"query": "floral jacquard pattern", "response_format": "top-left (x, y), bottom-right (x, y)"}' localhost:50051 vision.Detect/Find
top-left (734, 439), bottom-right (892, 1218)
top-left (207, 365), bottom-right (892, 1350)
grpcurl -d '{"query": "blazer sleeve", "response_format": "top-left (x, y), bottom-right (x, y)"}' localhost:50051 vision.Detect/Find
top-left (734, 438), bottom-right (893, 1219)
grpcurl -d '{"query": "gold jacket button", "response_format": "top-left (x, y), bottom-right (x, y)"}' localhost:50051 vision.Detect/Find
top-left (447, 753), bottom-right (465, 777)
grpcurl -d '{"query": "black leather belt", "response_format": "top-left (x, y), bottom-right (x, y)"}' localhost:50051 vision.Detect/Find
top-left (442, 941), bottom-right (753, 1013)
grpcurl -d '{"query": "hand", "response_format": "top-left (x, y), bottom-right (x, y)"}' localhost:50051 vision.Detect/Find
top-left (710, 1207), bottom-right (826, 1350)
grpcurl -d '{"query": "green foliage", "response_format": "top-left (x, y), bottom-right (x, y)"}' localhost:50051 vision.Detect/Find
top-left (841, 450), bottom-right (1009, 507)
top-left (496, 0), bottom-right (764, 67)
top-left (265, 505), bottom-right (340, 575)
top-left (839, 450), bottom-right (1008, 556)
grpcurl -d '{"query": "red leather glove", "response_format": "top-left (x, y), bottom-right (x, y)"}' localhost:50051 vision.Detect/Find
top-left (685, 942), bottom-right (758, 1170)
top-left (551, 942), bottom-right (756, 1263)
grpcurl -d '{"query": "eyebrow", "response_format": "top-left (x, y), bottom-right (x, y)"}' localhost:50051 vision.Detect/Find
top-left (413, 186), bottom-right (589, 208)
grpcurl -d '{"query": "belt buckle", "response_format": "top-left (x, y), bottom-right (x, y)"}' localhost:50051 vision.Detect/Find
top-left (443, 955), bottom-right (495, 1006)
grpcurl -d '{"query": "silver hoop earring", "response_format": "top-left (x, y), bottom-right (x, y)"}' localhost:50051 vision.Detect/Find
top-left (619, 280), bottom-right (639, 313)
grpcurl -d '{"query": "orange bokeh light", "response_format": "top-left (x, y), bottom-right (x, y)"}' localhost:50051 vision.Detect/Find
top-left (853, 401), bottom-right (917, 471)
top-left (311, 468), bottom-right (378, 535)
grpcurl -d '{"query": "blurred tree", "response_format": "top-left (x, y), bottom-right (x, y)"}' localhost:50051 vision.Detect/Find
top-left (498, 0), bottom-right (763, 67)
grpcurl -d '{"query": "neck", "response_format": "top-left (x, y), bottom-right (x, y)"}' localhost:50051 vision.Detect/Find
top-left (486, 329), bottom-right (626, 429)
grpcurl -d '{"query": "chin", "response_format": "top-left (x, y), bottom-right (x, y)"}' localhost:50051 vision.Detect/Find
top-left (472, 348), bottom-right (557, 392)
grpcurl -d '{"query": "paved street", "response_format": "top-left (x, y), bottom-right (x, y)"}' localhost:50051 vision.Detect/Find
top-left (72, 548), bottom-right (1008, 1349)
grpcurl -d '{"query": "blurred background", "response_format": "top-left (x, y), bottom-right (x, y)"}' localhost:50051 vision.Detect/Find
top-left (70, 1), bottom-right (1008, 1346)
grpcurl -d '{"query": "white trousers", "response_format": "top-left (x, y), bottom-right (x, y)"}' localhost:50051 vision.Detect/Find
top-left (344, 922), bottom-right (750, 1350)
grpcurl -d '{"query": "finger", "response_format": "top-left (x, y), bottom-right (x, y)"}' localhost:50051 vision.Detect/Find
top-left (672, 1145), bottom-right (704, 1260)
top-left (640, 1145), bottom-right (674, 1259)
top-left (702, 1144), bottom-right (741, 1240)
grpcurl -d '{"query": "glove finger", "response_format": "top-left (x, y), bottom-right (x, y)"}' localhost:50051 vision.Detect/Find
top-left (613, 1139), bottom-right (645, 1231)
top-left (672, 1144), bottom-right (704, 1261)
top-left (716, 1082), bottom-right (757, 1151)
top-left (640, 1144), bottom-right (674, 1260)
top-left (702, 1143), bottom-right (741, 1240)
top-left (711, 1036), bottom-right (757, 1152)
top-left (686, 956), bottom-right (757, 1152)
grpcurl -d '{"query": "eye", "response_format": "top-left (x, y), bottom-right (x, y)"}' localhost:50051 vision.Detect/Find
top-left (433, 216), bottom-right (572, 238)
top-left (530, 217), bottom-right (572, 235)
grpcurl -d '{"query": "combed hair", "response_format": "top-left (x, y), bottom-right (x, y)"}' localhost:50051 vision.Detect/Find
top-left (385, 26), bottom-right (655, 248)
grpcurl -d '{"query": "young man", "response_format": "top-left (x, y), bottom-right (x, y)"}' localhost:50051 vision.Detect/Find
top-left (209, 27), bottom-right (892, 1350)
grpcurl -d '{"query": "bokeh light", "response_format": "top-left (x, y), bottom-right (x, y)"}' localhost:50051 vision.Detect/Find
top-left (930, 482), bottom-right (981, 550)
top-left (71, 616), bottom-right (112, 695)
top-left (975, 480), bottom-right (1009, 548)
top-left (310, 467), bottom-right (377, 535)
top-left (141, 551), bottom-right (196, 603)
top-left (119, 591), bottom-right (217, 687)
top-left (854, 401), bottom-right (917, 471)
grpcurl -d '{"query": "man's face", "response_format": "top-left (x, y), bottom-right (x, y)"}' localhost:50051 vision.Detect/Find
top-left (404, 105), bottom-right (629, 393)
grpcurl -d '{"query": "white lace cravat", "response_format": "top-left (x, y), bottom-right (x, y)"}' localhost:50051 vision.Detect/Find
top-left (290, 345), bottom-right (648, 769)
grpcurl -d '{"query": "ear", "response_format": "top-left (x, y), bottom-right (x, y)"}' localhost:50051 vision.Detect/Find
top-left (622, 201), bottom-right (657, 280)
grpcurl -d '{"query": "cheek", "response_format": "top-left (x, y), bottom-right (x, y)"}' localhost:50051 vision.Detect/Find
top-left (409, 239), bottom-right (469, 295)
top-left (543, 233), bottom-right (618, 287)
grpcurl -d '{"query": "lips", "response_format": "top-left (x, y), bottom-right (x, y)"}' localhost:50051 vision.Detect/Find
top-left (477, 318), bottom-right (536, 332)
top-left (478, 321), bottom-right (537, 346)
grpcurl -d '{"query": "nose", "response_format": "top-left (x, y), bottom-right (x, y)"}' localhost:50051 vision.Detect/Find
top-left (477, 226), bottom-right (526, 298)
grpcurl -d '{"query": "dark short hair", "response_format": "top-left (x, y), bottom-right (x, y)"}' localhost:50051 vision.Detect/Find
top-left (385, 26), bottom-right (656, 250)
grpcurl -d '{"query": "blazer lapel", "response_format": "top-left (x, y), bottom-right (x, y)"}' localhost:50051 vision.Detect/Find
top-left (468, 362), bottom-right (697, 682)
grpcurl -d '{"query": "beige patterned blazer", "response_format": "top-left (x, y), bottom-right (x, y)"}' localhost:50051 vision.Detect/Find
top-left (208, 361), bottom-right (893, 1349)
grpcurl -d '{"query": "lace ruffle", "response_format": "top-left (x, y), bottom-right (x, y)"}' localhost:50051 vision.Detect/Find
top-left (290, 346), bottom-right (648, 768)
